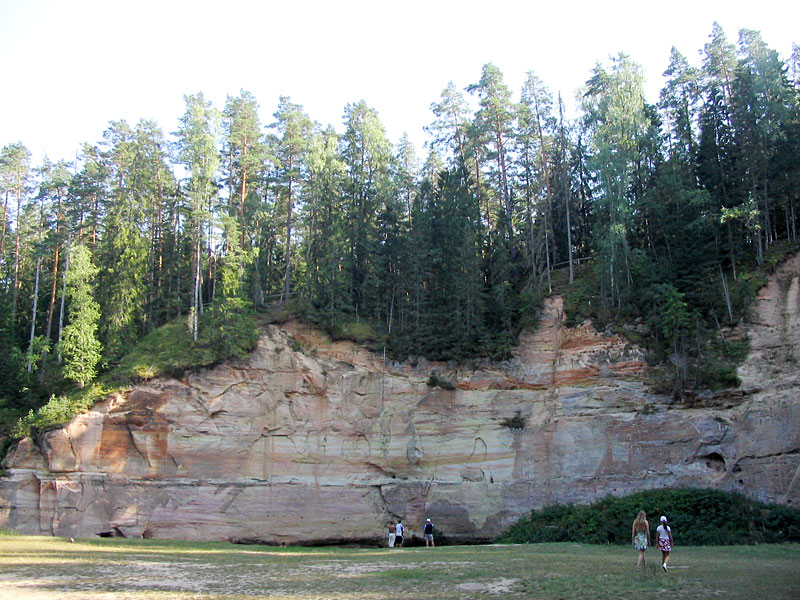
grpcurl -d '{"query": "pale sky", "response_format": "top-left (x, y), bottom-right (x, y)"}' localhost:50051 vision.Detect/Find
top-left (1, 0), bottom-right (796, 164)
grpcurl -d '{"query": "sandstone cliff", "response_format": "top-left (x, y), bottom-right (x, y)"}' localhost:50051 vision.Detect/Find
top-left (1, 256), bottom-right (798, 545)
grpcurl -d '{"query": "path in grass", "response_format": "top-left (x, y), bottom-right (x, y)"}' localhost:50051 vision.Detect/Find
top-left (1, 535), bottom-right (798, 599)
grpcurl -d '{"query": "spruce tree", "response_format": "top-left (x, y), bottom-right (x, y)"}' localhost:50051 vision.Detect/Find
top-left (61, 244), bottom-right (101, 388)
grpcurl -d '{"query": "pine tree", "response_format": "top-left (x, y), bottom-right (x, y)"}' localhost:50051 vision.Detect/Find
top-left (176, 93), bottom-right (221, 341)
top-left (95, 121), bottom-right (150, 362)
top-left (659, 47), bottom-right (700, 174)
top-left (468, 64), bottom-right (516, 242)
top-left (340, 101), bottom-right (391, 318)
top-left (0, 143), bottom-right (32, 335)
top-left (301, 126), bottom-right (346, 322)
top-left (518, 71), bottom-right (557, 291)
top-left (272, 97), bottom-right (312, 304)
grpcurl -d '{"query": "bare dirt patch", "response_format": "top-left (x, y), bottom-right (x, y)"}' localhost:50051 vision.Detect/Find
top-left (456, 578), bottom-right (518, 594)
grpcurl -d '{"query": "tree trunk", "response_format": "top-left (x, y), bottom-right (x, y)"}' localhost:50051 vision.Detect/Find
top-left (240, 159), bottom-right (247, 247)
top-left (27, 256), bottom-right (42, 372)
top-left (495, 126), bottom-right (512, 240)
top-left (720, 265), bottom-right (733, 321)
top-left (566, 192), bottom-right (574, 284)
top-left (544, 212), bottom-right (552, 294)
top-left (0, 189), bottom-right (8, 262)
top-left (192, 231), bottom-right (201, 342)
top-left (533, 92), bottom-right (553, 285)
top-left (559, 97), bottom-right (574, 285)
top-left (39, 243), bottom-right (60, 381)
top-left (57, 243), bottom-right (70, 364)
top-left (282, 160), bottom-right (294, 304)
top-left (10, 179), bottom-right (23, 330)
top-left (40, 194), bottom-right (64, 378)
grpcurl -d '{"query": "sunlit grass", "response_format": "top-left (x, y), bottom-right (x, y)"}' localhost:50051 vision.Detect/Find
top-left (0, 534), bottom-right (798, 599)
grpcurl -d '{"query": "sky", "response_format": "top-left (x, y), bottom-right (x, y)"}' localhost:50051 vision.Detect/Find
top-left (0, 0), bottom-right (797, 165)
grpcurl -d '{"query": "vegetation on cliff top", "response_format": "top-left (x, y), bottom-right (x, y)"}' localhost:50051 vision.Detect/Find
top-left (6, 308), bottom-right (258, 441)
top-left (1, 24), bottom-right (800, 441)
top-left (498, 488), bottom-right (800, 546)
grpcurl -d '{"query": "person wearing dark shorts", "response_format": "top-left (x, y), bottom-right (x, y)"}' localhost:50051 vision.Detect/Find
top-left (395, 520), bottom-right (405, 547)
top-left (423, 518), bottom-right (435, 547)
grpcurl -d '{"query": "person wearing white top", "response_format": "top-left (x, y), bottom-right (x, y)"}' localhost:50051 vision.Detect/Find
top-left (395, 520), bottom-right (405, 547)
top-left (656, 515), bottom-right (674, 571)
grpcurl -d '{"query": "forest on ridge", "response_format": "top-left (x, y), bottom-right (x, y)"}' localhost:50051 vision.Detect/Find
top-left (1, 24), bottom-right (799, 438)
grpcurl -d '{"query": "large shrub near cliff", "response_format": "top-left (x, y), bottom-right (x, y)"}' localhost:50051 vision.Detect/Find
top-left (498, 488), bottom-right (800, 545)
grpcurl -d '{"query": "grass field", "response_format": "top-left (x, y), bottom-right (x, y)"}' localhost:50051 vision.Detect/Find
top-left (1, 534), bottom-right (798, 599)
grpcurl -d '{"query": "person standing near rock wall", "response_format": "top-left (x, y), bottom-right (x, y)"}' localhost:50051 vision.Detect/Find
top-left (388, 522), bottom-right (396, 547)
top-left (631, 511), bottom-right (650, 570)
top-left (395, 520), bottom-right (405, 547)
top-left (423, 518), bottom-right (435, 547)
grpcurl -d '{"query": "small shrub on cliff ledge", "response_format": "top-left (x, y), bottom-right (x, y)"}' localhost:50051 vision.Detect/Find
top-left (427, 373), bottom-right (456, 390)
top-left (328, 320), bottom-right (377, 344)
top-left (498, 488), bottom-right (800, 546)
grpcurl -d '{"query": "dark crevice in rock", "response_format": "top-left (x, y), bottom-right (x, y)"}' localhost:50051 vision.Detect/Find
top-left (124, 423), bottom-right (152, 467)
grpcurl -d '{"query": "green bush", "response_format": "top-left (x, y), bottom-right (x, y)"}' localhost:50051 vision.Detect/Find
top-left (197, 298), bottom-right (260, 361)
top-left (113, 307), bottom-right (259, 385)
top-left (10, 383), bottom-right (117, 440)
top-left (497, 487), bottom-right (800, 546)
top-left (426, 373), bottom-right (456, 390)
top-left (7, 307), bottom-right (260, 445)
top-left (329, 320), bottom-right (378, 344)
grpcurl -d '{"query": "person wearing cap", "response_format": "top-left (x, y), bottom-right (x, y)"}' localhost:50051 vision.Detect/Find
top-left (423, 518), bottom-right (435, 547)
top-left (656, 515), bottom-right (674, 571)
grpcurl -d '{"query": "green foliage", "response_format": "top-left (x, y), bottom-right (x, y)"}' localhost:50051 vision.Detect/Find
top-left (112, 321), bottom-right (201, 382)
top-left (6, 306), bottom-right (260, 444)
top-left (561, 264), bottom-right (600, 327)
top-left (0, 403), bottom-right (24, 439)
top-left (426, 373), bottom-right (456, 390)
top-left (61, 245), bottom-right (102, 387)
top-left (267, 296), bottom-right (310, 323)
top-left (197, 298), bottom-right (260, 361)
top-left (11, 383), bottom-right (116, 439)
top-left (327, 319), bottom-right (378, 344)
top-left (1, 23), bottom-right (799, 431)
top-left (498, 487), bottom-right (800, 545)
top-left (113, 308), bottom-right (259, 384)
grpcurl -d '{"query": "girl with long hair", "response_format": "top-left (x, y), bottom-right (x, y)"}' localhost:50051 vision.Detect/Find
top-left (631, 510), bottom-right (650, 570)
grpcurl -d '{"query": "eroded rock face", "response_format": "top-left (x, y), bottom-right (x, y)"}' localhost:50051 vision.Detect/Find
top-left (2, 259), bottom-right (799, 545)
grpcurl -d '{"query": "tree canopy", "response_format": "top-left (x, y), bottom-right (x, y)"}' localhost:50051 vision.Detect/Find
top-left (1, 23), bottom-right (799, 434)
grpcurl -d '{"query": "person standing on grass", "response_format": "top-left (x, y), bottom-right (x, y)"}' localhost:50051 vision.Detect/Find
top-left (395, 520), bottom-right (405, 547)
top-left (388, 522), bottom-right (396, 547)
top-left (631, 511), bottom-right (650, 570)
top-left (657, 515), bottom-right (674, 571)
top-left (423, 518), bottom-right (435, 547)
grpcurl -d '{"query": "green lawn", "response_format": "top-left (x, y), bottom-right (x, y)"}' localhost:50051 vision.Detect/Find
top-left (1, 534), bottom-right (798, 599)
